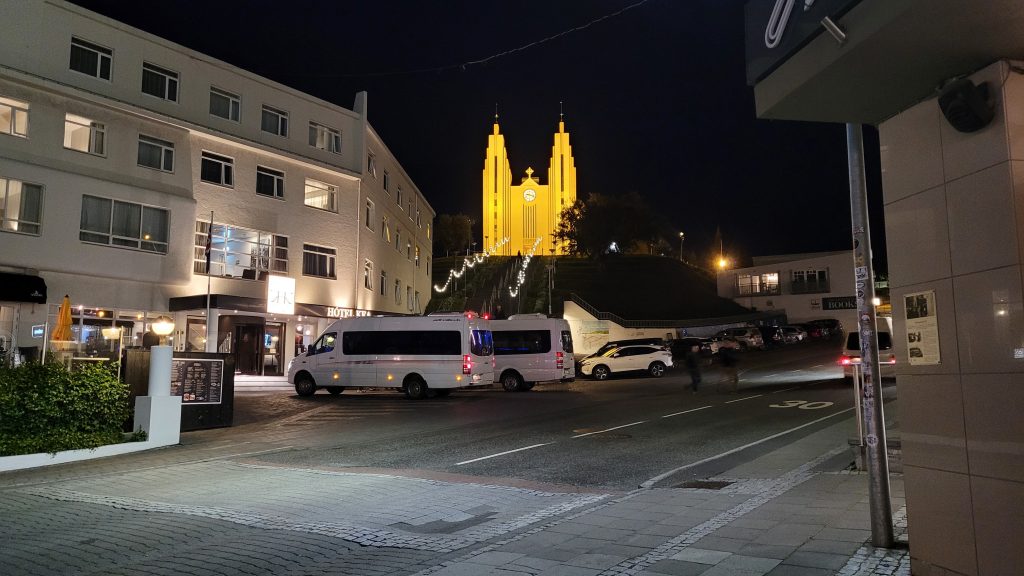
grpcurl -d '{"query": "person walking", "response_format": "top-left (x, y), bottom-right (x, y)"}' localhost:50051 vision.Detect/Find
top-left (685, 344), bottom-right (702, 393)
top-left (719, 337), bottom-right (740, 393)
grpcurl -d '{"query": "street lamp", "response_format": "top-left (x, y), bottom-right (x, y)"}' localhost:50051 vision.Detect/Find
top-left (152, 315), bottom-right (175, 345)
top-left (678, 232), bottom-right (685, 262)
top-left (717, 256), bottom-right (729, 270)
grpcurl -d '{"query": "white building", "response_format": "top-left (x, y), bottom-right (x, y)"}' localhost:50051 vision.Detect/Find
top-left (0, 0), bottom-right (434, 375)
top-left (716, 250), bottom-right (858, 331)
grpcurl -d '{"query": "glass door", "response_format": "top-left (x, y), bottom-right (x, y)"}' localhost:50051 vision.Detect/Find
top-left (263, 322), bottom-right (285, 376)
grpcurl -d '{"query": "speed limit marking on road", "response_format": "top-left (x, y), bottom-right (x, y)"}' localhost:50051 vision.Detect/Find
top-left (769, 400), bottom-right (835, 410)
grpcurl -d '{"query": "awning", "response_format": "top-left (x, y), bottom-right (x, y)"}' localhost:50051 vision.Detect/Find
top-left (0, 272), bottom-right (47, 303)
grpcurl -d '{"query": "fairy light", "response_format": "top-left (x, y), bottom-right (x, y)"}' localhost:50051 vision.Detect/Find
top-left (433, 237), bottom-right (510, 293)
top-left (508, 237), bottom-right (543, 298)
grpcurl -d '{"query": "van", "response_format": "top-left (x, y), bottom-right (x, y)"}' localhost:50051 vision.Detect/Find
top-left (839, 316), bottom-right (895, 381)
top-left (287, 313), bottom-right (494, 399)
top-left (491, 314), bottom-right (575, 391)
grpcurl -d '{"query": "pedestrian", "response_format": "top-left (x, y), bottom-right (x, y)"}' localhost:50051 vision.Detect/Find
top-left (684, 344), bottom-right (702, 393)
top-left (719, 337), bottom-right (740, 393)
top-left (494, 304), bottom-right (508, 320)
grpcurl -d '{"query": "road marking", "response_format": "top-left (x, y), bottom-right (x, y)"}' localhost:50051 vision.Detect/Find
top-left (639, 407), bottom-right (854, 488)
top-left (770, 387), bottom-right (799, 394)
top-left (725, 394), bottom-right (762, 404)
top-left (572, 421), bottom-right (647, 438)
top-left (455, 443), bottom-right (552, 466)
top-left (661, 405), bottom-right (713, 418)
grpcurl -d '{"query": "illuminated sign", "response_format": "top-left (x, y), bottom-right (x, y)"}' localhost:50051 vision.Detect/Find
top-left (32, 324), bottom-right (45, 338)
top-left (267, 275), bottom-right (295, 315)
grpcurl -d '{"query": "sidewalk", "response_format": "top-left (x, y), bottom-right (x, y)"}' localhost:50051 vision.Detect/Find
top-left (415, 417), bottom-right (908, 576)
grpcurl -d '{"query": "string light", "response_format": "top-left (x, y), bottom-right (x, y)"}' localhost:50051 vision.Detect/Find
top-left (433, 237), bottom-right (510, 293)
top-left (508, 237), bottom-right (543, 298)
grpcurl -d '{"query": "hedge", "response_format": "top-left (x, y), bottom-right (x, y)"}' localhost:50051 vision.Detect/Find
top-left (0, 361), bottom-right (133, 456)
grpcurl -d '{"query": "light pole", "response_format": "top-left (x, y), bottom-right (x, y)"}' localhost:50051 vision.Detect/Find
top-left (678, 232), bottom-right (685, 262)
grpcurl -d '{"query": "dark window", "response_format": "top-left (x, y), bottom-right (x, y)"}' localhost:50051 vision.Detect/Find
top-left (342, 330), bottom-right (462, 356)
top-left (846, 332), bottom-right (893, 351)
top-left (561, 330), bottom-right (574, 353)
top-left (493, 330), bottom-right (551, 355)
top-left (70, 37), bottom-right (111, 80)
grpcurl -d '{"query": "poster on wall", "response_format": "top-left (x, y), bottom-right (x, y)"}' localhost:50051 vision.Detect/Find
top-left (904, 290), bottom-right (940, 365)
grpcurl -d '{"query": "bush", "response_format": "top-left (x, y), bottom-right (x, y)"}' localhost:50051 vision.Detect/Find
top-left (0, 361), bottom-right (131, 456)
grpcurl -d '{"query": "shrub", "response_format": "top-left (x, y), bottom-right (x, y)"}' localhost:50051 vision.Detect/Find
top-left (0, 361), bottom-right (131, 456)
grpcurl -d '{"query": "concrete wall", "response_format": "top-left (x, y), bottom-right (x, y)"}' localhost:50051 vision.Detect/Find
top-left (880, 60), bottom-right (1024, 575)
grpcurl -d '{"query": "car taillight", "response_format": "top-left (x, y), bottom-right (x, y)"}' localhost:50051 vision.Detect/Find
top-left (556, 351), bottom-right (564, 369)
top-left (463, 354), bottom-right (472, 374)
top-left (839, 355), bottom-right (857, 365)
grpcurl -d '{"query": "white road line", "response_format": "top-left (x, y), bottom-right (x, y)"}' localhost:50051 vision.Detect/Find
top-left (455, 443), bottom-right (552, 466)
top-left (725, 394), bottom-right (762, 403)
top-left (572, 421), bottom-right (648, 439)
top-left (661, 405), bottom-right (713, 418)
top-left (639, 407), bottom-right (854, 488)
top-left (770, 387), bottom-right (799, 394)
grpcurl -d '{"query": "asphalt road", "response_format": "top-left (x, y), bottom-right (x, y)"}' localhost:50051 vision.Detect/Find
top-left (238, 339), bottom-right (856, 491)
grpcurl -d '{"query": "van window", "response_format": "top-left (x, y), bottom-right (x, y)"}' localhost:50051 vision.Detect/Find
top-left (342, 330), bottom-right (461, 355)
top-left (310, 332), bottom-right (336, 355)
top-left (493, 330), bottom-right (551, 355)
top-left (561, 330), bottom-right (574, 353)
top-left (846, 332), bottom-right (893, 350)
top-left (471, 329), bottom-right (493, 356)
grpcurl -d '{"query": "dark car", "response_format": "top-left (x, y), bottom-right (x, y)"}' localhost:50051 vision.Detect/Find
top-left (758, 325), bottom-right (786, 348)
top-left (808, 318), bottom-right (844, 339)
top-left (670, 337), bottom-right (716, 358)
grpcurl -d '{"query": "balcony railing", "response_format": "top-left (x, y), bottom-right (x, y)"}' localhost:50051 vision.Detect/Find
top-left (790, 280), bottom-right (831, 294)
top-left (736, 285), bottom-right (781, 297)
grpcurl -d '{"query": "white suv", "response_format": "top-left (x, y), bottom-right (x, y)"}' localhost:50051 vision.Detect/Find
top-left (579, 344), bottom-right (673, 380)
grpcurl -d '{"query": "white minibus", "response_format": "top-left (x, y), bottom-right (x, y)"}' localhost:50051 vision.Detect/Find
top-left (490, 313), bottom-right (575, 392)
top-left (287, 314), bottom-right (494, 399)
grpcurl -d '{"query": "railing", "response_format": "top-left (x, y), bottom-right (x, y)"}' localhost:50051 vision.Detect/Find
top-left (790, 280), bottom-right (830, 294)
top-left (735, 285), bottom-right (781, 297)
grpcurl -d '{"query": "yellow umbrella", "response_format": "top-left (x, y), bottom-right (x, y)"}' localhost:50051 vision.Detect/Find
top-left (51, 294), bottom-right (74, 342)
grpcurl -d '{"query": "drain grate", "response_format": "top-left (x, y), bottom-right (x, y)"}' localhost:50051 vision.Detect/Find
top-left (674, 480), bottom-right (734, 490)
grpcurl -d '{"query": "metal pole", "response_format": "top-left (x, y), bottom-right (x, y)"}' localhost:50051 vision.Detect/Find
top-left (846, 123), bottom-right (894, 547)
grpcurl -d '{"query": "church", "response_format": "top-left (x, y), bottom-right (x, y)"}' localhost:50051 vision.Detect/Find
top-left (482, 114), bottom-right (578, 256)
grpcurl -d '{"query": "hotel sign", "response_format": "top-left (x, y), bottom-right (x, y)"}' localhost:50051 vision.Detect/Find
top-left (745, 0), bottom-right (862, 84)
top-left (267, 275), bottom-right (295, 315)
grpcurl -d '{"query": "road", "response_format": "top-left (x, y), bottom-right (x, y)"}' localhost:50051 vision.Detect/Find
top-left (2, 339), bottom-right (896, 576)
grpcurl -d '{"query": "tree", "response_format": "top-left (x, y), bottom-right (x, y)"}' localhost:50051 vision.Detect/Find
top-left (554, 192), bottom-right (660, 258)
top-left (435, 213), bottom-right (472, 256)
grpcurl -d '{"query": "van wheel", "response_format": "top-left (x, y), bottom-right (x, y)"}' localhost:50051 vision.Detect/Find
top-left (404, 376), bottom-right (428, 399)
top-left (592, 365), bottom-right (610, 380)
top-left (501, 372), bottom-right (524, 392)
top-left (295, 376), bottom-right (316, 397)
top-left (327, 386), bottom-right (343, 395)
top-left (648, 362), bottom-right (666, 377)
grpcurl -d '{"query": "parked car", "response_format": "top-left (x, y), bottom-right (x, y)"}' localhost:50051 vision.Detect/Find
top-left (578, 337), bottom-right (665, 368)
top-left (758, 325), bottom-right (786, 348)
top-left (808, 318), bottom-right (844, 339)
top-left (670, 337), bottom-right (718, 358)
top-left (839, 317), bottom-right (895, 380)
top-left (578, 344), bottom-right (673, 380)
top-left (714, 327), bottom-right (765, 350)
top-left (782, 325), bottom-right (808, 343)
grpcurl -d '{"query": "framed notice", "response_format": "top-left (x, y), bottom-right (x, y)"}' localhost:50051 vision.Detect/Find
top-left (904, 290), bottom-right (940, 365)
top-left (170, 358), bottom-right (224, 404)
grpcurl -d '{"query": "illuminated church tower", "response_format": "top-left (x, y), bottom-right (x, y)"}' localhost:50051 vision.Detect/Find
top-left (482, 112), bottom-right (577, 256)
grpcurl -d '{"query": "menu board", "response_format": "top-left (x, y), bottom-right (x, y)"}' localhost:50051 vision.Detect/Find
top-left (170, 359), bottom-right (223, 404)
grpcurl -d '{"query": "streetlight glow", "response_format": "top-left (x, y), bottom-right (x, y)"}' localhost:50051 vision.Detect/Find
top-left (678, 232), bottom-right (685, 262)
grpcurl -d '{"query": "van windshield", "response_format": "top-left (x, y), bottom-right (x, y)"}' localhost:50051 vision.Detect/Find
top-left (471, 330), bottom-right (493, 356)
top-left (846, 332), bottom-right (893, 350)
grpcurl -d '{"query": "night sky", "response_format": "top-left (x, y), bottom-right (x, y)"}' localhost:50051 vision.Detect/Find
top-left (68, 0), bottom-right (885, 269)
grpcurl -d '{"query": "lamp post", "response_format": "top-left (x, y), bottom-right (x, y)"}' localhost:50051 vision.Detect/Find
top-left (152, 315), bottom-right (175, 346)
top-left (678, 232), bottom-right (685, 262)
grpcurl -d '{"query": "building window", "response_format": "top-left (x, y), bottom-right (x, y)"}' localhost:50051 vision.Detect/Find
top-left (379, 270), bottom-right (387, 296)
top-left (395, 227), bottom-right (401, 251)
top-left (309, 122), bottom-right (341, 153)
top-left (363, 260), bottom-right (373, 290)
top-left (194, 220), bottom-right (287, 277)
top-left (367, 153), bottom-right (377, 177)
top-left (63, 113), bottom-right (105, 155)
top-left (408, 199), bottom-right (414, 219)
top-left (80, 195), bottom-right (168, 253)
top-left (791, 269), bottom-right (830, 294)
top-left (69, 37), bottom-right (111, 80)
top-left (427, 222), bottom-right (431, 240)
top-left (407, 286), bottom-right (413, 311)
top-left (209, 87), bottom-right (240, 121)
top-left (0, 96), bottom-right (29, 138)
top-left (302, 244), bottom-right (336, 278)
top-left (396, 187), bottom-right (403, 208)
top-left (261, 105), bottom-right (288, 136)
top-left (415, 245), bottom-right (420, 268)
top-left (141, 62), bottom-right (178, 102)
top-left (381, 215), bottom-right (390, 242)
top-left (737, 272), bottom-right (780, 296)
top-left (304, 178), bottom-right (336, 212)
top-left (406, 240), bottom-right (412, 260)
top-left (394, 279), bottom-right (401, 305)
top-left (256, 166), bottom-right (284, 198)
top-left (200, 151), bottom-right (234, 187)
top-left (414, 291), bottom-right (421, 314)
top-left (416, 209), bottom-right (422, 228)
top-left (365, 199), bottom-right (374, 230)
top-left (137, 135), bottom-right (174, 171)
top-left (383, 170), bottom-right (390, 194)
top-left (0, 177), bottom-right (42, 235)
